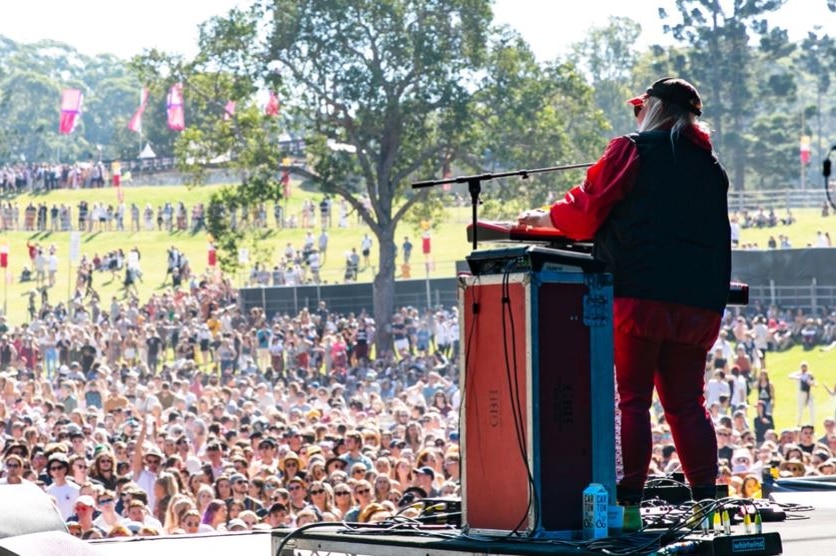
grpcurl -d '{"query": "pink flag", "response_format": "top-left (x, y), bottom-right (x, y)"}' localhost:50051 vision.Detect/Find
top-left (265, 91), bottom-right (280, 116)
top-left (59, 89), bottom-right (83, 135)
top-left (166, 83), bottom-right (185, 131)
top-left (127, 87), bottom-right (150, 133)
top-left (223, 100), bottom-right (236, 121)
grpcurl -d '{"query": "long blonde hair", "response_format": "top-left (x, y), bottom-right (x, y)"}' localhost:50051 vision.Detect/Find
top-left (637, 96), bottom-right (710, 141)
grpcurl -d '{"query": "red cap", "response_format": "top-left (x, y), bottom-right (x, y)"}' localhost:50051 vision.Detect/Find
top-left (626, 94), bottom-right (646, 107)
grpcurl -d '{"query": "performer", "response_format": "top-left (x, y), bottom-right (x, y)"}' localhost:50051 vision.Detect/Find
top-left (518, 77), bottom-right (730, 523)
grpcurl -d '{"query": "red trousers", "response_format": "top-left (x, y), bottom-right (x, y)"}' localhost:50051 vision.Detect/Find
top-left (615, 330), bottom-right (717, 495)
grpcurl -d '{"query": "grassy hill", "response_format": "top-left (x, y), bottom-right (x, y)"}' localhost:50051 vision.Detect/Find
top-left (5, 184), bottom-right (836, 432)
top-left (0, 183), bottom-right (474, 321)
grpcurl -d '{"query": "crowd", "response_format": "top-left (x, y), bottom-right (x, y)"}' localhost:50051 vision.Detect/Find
top-left (4, 236), bottom-right (836, 539)
top-left (0, 197), bottom-right (371, 236)
top-left (659, 306), bottom-right (836, 500)
top-left (0, 162), bottom-right (109, 193)
top-left (0, 267), bottom-right (463, 539)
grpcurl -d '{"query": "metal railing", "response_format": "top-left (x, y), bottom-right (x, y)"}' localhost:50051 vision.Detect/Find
top-left (746, 280), bottom-right (836, 313)
top-left (727, 188), bottom-right (831, 212)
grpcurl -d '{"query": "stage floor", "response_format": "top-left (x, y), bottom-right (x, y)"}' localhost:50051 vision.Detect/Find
top-left (85, 496), bottom-right (836, 556)
top-left (270, 500), bottom-right (834, 556)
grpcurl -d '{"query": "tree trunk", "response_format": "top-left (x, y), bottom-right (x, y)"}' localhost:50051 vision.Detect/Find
top-left (372, 227), bottom-right (397, 357)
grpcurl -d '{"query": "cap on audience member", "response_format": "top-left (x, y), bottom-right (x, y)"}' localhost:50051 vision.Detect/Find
top-left (414, 466), bottom-right (435, 479)
top-left (227, 518), bottom-right (247, 531)
top-left (75, 495), bottom-right (96, 509)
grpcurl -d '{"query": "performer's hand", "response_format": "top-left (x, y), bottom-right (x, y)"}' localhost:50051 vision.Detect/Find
top-left (517, 209), bottom-right (552, 228)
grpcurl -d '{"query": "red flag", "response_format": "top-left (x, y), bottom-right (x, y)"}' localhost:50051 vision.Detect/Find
top-left (208, 243), bottom-right (217, 267)
top-left (166, 83), bottom-right (185, 131)
top-left (281, 168), bottom-right (291, 197)
top-left (265, 91), bottom-right (280, 116)
top-left (59, 89), bottom-right (83, 134)
top-left (127, 87), bottom-right (149, 133)
top-left (800, 135), bottom-right (812, 165)
top-left (223, 100), bottom-right (236, 121)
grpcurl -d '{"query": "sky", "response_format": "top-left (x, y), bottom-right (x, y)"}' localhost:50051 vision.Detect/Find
top-left (0, 0), bottom-right (833, 61)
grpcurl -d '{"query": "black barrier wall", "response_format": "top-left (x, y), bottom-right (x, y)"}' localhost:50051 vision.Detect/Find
top-left (731, 248), bottom-right (836, 286)
top-left (238, 249), bottom-right (836, 317)
top-left (731, 248), bottom-right (836, 312)
top-left (238, 278), bottom-right (458, 318)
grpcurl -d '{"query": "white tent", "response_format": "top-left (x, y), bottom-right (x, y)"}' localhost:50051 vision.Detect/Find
top-left (139, 143), bottom-right (156, 159)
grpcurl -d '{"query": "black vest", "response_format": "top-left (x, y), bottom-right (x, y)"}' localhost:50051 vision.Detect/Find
top-left (594, 130), bottom-right (731, 313)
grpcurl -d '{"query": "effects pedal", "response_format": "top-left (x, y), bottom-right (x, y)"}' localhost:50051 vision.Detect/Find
top-left (675, 532), bottom-right (783, 556)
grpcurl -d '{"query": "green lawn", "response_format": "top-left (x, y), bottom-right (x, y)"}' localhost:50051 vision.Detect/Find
top-left (751, 345), bottom-right (836, 433)
top-left (0, 183), bottom-right (474, 321)
top-left (734, 207), bottom-right (836, 248)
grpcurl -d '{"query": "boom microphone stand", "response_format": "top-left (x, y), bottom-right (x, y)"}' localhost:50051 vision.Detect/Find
top-left (824, 145), bottom-right (836, 212)
top-left (412, 162), bottom-right (593, 251)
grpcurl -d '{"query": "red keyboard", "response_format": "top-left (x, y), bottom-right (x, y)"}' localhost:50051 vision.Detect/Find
top-left (466, 220), bottom-right (580, 245)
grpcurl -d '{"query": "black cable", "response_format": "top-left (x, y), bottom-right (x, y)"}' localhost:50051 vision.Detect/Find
top-left (498, 259), bottom-right (539, 535)
top-left (459, 273), bottom-right (480, 446)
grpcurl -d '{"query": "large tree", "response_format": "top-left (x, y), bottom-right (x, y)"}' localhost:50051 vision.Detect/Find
top-left (569, 16), bottom-right (644, 136)
top-left (265, 0), bottom-right (493, 350)
top-left (660, 0), bottom-right (787, 191)
top-left (468, 29), bottom-right (609, 212)
top-left (794, 31), bottom-right (836, 174)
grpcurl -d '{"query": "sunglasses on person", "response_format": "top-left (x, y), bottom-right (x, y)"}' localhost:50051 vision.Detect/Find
top-left (309, 489), bottom-right (325, 495)
top-left (184, 520), bottom-right (200, 527)
top-left (355, 488), bottom-right (370, 495)
top-left (146, 457), bottom-right (162, 465)
top-left (49, 465), bottom-right (66, 471)
top-left (288, 484), bottom-right (303, 491)
top-left (352, 469), bottom-right (365, 475)
top-left (335, 491), bottom-right (350, 497)
top-left (98, 498), bottom-right (114, 504)
top-left (5, 463), bottom-right (20, 469)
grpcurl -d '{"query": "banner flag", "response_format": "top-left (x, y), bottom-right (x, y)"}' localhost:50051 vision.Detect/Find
top-left (127, 87), bottom-right (150, 133)
top-left (166, 83), bottom-right (185, 131)
top-left (800, 135), bottom-right (812, 165)
top-left (224, 100), bottom-right (236, 121)
top-left (265, 91), bottom-right (280, 116)
top-left (58, 89), bottom-right (84, 134)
